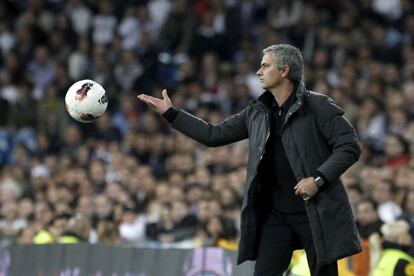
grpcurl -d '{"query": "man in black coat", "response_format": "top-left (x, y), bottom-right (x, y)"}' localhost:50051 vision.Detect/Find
top-left (138, 44), bottom-right (361, 275)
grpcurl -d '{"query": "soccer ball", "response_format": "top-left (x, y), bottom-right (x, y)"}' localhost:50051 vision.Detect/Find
top-left (65, 79), bottom-right (108, 123)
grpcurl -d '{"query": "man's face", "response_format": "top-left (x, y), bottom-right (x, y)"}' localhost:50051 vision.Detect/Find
top-left (257, 53), bottom-right (284, 90)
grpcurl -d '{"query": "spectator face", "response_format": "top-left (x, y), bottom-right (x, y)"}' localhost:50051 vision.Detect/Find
top-left (169, 186), bottom-right (184, 202)
top-left (170, 201), bottom-right (189, 224)
top-left (206, 216), bottom-right (223, 237)
top-left (220, 187), bottom-right (237, 209)
top-left (0, 182), bottom-right (19, 205)
top-left (155, 183), bottom-right (169, 204)
top-left (68, 213), bottom-right (91, 240)
top-left (405, 191), bottom-right (414, 214)
top-left (402, 122), bottom-right (414, 142)
top-left (201, 52), bottom-right (218, 74)
top-left (106, 182), bottom-right (123, 201)
top-left (372, 181), bottom-right (393, 204)
top-left (50, 216), bottom-right (69, 238)
top-left (121, 50), bottom-right (135, 64)
top-left (196, 200), bottom-right (211, 223)
top-left (18, 225), bottom-right (37, 244)
top-left (1, 202), bottom-right (18, 221)
top-left (195, 168), bottom-right (211, 187)
top-left (383, 64), bottom-right (400, 85)
top-left (168, 153), bottom-right (194, 175)
top-left (359, 167), bottom-right (383, 190)
top-left (384, 135), bottom-right (405, 158)
top-left (98, 222), bottom-right (120, 244)
top-left (186, 185), bottom-right (203, 205)
top-left (89, 160), bottom-right (106, 185)
top-left (173, 0), bottom-right (186, 14)
top-left (46, 186), bottom-right (59, 204)
top-left (13, 144), bottom-right (30, 165)
top-left (77, 195), bottom-right (94, 217)
top-left (15, 24), bottom-right (32, 45)
top-left (5, 52), bottom-right (20, 72)
top-left (403, 82), bottom-right (414, 105)
top-left (346, 187), bottom-right (362, 207)
top-left (168, 172), bottom-right (184, 187)
top-left (63, 125), bottom-right (82, 147)
top-left (18, 198), bottom-right (34, 219)
top-left (141, 113), bottom-right (160, 134)
top-left (54, 202), bottom-right (71, 215)
top-left (33, 46), bottom-right (49, 66)
top-left (208, 199), bottom-right (222, 217)
top-left (95, 112), bottom-right (111, 131)
top-left (356, 200), bottom-right (378, 225)
top-left (121, 209), bottom-right (136, 224)
top-left (99, 1), bottom-right (113, 14)
top-left (94, 195), bottom-right (113, 219)
top-left (148, 134), bottom-right (165, 155)
top-left (34, 202), bottom-right (53, 226)
top-left (395, 167), bottom-right (414, 190)
top-left (358, 98), bottom-right (380, 121)
top-left (388, 109), bottom-right (407, 129)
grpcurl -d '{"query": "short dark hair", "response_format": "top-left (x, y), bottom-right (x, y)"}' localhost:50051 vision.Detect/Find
top-left (357, 197), bottom-right (378, 210)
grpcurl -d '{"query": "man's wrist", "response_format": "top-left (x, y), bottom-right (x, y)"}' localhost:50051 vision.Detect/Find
top-left (162, 107), bottom-right (178, 123)
top-left (314, 176), bottom-right (325, 189)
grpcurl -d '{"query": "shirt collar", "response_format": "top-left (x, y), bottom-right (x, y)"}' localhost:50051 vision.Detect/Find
top-left (260, 89), bottom-right (297, 111)
top-left (279, 89), bottom-right (297, 111)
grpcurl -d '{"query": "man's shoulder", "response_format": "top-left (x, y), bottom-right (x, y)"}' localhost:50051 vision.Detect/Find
top-left (305, 90), bottom-right (330, 105)
top-left (246, 92), bottom-right (269, 112)
top-left (305, 90), bottom-right (344, 117)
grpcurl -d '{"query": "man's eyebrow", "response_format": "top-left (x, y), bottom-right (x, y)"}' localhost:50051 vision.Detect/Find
top-left (261, 62), bottom-right (270, 66)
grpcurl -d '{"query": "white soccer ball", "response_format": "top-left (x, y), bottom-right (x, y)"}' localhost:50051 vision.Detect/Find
top-left (65, 79), bottom-right (108, 123)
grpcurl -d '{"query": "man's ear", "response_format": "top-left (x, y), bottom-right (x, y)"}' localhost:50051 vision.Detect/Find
top-left (281, 65), bottom-right (289, 78)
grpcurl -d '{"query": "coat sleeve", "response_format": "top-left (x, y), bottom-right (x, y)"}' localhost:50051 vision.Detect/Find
top-left (171, 108), bottom-right (249, 147)
top-left (312, 96), bottom-right (361, 182)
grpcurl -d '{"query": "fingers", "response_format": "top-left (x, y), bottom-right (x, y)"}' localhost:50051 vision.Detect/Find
top-left (137, 94), bottom-right (153, 104)
top-left (137, 94), bottom-right (158, 110)
top-left (294, 185), bottom-right (301, 196)
top-left (137, 90), bottom-right (168, 102)
top-left (294, 183), bottom-right (306, 198)
top-left (162, 89), bottom-right (169, 100)
top-left (137, 94), bottom-right (147, 101)
top-left (293, 179), bottom-right (303, 191)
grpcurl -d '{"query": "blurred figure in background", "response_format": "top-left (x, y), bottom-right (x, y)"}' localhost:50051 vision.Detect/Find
top-left (372, 220), bottom-right (414, 276)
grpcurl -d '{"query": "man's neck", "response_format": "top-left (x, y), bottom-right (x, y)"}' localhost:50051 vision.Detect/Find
top-left (269, 81), bottom-right (295, 106)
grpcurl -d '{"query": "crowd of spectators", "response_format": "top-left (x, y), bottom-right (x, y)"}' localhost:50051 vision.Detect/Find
top-left (1, 0), bottom-right (414, 274)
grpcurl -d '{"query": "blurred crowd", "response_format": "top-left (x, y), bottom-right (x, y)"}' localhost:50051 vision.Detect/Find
top-left (1, 0), bottom-right (414, 274)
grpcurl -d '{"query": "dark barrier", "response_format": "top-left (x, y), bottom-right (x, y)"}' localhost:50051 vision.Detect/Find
top-left (0, 244), bottom-right (255, 276)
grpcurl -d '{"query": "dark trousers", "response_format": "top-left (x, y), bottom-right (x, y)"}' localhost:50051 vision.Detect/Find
top-left (254, 210), bottom-right (338, 276)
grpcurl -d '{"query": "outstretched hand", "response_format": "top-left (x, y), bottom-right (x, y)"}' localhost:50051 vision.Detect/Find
top-left (137, 89), bottom-right (172, 114)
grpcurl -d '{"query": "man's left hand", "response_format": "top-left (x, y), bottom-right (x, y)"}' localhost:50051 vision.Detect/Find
top-left (294, 177), bottom-right (319, 201)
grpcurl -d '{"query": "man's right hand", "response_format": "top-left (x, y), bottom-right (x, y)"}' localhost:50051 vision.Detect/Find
top-left (137, 89), bottom-right (172, 114)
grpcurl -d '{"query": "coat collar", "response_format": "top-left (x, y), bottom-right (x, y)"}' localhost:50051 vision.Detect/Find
top-left (249, 81), bottom-right (307, 114)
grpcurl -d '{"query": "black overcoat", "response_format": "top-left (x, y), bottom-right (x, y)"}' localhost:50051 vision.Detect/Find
top-left (170, 82), bottom-right (361, 266)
